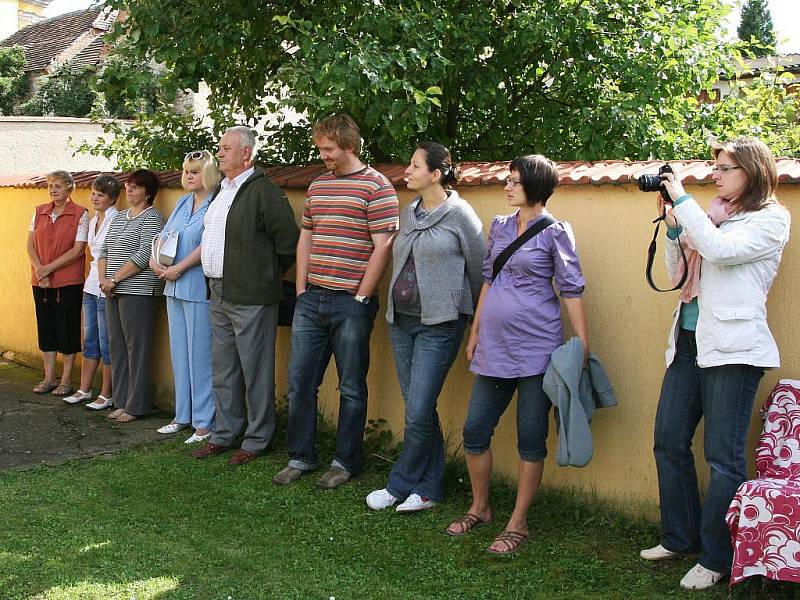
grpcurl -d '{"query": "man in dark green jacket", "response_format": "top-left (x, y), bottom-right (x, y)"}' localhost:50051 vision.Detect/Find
top-left (193, 126), bottom-right (299, 465)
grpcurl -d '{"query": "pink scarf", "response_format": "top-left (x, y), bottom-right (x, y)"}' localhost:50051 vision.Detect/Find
top-left (672, 196), bottom-right (733, 303)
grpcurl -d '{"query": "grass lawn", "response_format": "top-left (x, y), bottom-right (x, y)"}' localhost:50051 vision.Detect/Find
top-left (0, 419), bottom-right (797, 600)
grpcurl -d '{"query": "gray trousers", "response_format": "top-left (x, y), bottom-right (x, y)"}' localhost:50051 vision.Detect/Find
top-left (207, 278), bottom-right (278, 454)
top-left (105, 294), bottom-right (157, 416)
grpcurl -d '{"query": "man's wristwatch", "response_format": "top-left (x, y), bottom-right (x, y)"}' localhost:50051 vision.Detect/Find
top-left (354, 294), bottom-right (369, 304)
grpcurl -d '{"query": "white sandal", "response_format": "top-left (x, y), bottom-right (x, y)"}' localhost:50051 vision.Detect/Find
top-left (64, 389), bottom-right (92, 405)
top-left (86, 395), bottom-right (112, 410)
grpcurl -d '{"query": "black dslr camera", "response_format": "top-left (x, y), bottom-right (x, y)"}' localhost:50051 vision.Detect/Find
top-left (638, 163), bottom-right (674, 204)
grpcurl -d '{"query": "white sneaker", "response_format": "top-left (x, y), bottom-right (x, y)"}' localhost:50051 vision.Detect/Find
top-left (86, 395), bottom-right (112, 410)
top-left (395, 493), bottom-right (438, 513)
top-left (366, 488), bottom-right (398, 510)
top-left (679, 564), bottom-right (723, 590)
top-left (64, 389), bottom-right (92, 404)
top-left (640, 544), bottom-right (681, 561)
top-left (157, 422), bottom-right (189, 434)
top-left (184, 432), bottom-right (212, 444)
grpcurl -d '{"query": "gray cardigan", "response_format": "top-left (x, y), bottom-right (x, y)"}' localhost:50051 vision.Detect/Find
top-left (542, 336), bottom-right (618, 467)
top-left (386, 190), bottom-right (486, 325)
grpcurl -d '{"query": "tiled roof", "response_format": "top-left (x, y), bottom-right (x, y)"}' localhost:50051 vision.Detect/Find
top-left (68, 36), bottom-right (105, 68)
top-left (0, 7), bottom-right (113, 72)
top-left (2, 159), bottom-right (800, 190)
top-left (719, 53), bottom-right (800, 80)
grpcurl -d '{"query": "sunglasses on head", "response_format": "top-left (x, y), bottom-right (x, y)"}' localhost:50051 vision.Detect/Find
top-left (184, 150), bottom-right (208, 160)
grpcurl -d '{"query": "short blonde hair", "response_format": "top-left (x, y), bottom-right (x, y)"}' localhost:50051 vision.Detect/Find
top-left (181, 150), bottom-right (222, 191)
top-left (711, 137), bottom-right (778, 213)
top-left (46, 170), bottom-right (75, 191)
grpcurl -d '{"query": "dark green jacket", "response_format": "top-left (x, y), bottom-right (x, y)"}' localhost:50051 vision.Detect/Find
top-left (212, 167), bottom-right (299, 305)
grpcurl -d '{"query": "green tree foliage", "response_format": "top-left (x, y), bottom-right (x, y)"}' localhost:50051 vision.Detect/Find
top-left (92, 43), bottom-right (166, 119)
top-left (91, 0), bottom-right (798, 167)
top-left (0, 45), bottom-right (27, 115)
top-left (737, 0), bottom-right (777, 57)
top-left (17, 63), bottom-right (98, 117)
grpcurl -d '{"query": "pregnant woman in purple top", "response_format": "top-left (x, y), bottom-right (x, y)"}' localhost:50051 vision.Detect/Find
top-left (446, 154), bottom-right (589, 555)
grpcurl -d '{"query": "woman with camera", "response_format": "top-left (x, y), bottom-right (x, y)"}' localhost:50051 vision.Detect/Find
top-left (445, 154), bottom-right (588, 555)
top-left (640, 137), bottom-right (790, 590)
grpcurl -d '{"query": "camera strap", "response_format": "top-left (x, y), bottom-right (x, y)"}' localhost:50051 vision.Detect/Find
top-left (492, 215), bottom-right (557, 281)
top-left (646, 214), bottom-right (688, 292)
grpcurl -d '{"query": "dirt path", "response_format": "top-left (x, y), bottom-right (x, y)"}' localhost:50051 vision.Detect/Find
top-left (0, 360), bottom-right (172, 470)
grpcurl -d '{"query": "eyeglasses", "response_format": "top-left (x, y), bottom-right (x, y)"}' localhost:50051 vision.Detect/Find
top-left (712, 165), bottom-right (742, 174)
top-left (504, 177), bottom-right (522, 188)
top-left (184, 150), bottom-right (208, 160)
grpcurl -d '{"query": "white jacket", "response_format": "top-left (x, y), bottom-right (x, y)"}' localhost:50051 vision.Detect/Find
top-left (664, 198), bottom-right (790, 368)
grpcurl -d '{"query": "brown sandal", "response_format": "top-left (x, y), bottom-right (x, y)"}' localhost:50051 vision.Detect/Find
top-left (487, 530), bottom-right (528, 555)
top-left (51, 384), bottom-right (75, 397)
top-left (33, 380), bottom-right (57, 394)
top-left (446, 512), bottom-right (493, 536)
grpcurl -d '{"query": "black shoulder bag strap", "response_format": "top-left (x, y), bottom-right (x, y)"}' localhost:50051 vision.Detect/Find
top-left (645, 214), bottom-right (688, 292)
top-left (492, 216), bottom-right (557, 281)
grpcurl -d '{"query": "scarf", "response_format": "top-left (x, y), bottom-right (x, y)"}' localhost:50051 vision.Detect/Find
top-left (672, 196), bottom-right (733, 303)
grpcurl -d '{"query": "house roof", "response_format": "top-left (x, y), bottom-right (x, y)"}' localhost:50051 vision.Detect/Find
top-left (2, 159), bottom-right (800, 190)
top-left (719, 53), bottom-right (800, 80)
top-left (0, 7), bottom-right (116, 72)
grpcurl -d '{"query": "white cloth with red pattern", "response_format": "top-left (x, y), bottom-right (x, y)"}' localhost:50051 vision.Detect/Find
top-left (726, 379), bottom-right (800, 587)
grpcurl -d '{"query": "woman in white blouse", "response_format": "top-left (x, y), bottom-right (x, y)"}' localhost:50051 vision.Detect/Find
top-left (64, 175), bottom-right (121, 409)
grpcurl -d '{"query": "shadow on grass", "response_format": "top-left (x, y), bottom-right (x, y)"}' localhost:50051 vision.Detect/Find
top-left (0, 409), bottom-right (797, 600)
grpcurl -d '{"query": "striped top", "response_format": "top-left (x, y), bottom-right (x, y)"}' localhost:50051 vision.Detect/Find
top-left (100, 206), bottom-right (166, 296)
top-left (302, 166), bottom-right (399, 292)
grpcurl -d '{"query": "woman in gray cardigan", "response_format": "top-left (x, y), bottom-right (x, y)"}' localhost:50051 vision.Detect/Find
top-left (366, 142), bottom-right (485, 513)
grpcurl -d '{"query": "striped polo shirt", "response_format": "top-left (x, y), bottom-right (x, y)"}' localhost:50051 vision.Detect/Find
top-left (302, 166), bottom-right (399, 293)
top-left (100, 206), bottom-right (166, 296)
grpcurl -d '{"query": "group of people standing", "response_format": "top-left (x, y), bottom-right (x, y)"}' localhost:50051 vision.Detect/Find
top-left (26, 116), bottom-right (789, 589)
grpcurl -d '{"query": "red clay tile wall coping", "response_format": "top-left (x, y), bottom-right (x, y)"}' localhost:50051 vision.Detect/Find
top-left (3, 158), bottom-right (800, 190)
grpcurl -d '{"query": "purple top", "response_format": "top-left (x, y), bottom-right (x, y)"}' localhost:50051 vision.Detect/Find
top-left (470, 211), bottom-right (585, 378)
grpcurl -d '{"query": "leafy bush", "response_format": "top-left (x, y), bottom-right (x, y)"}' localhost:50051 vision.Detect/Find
top-left (0, 45), bottom-right (27, 115)
top-left (17, 63), bottom-right (98, 117)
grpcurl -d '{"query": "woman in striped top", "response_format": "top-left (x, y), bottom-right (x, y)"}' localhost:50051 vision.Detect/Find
top-left (98, 169), bottom-right (166, 423)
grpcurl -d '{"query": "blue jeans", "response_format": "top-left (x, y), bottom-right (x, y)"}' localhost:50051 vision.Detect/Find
top-left (82, 292), bottom-right (109, 364)
top-left (463, 373), bottom-right (550, 462)
top-left (654, 329), bottom-right (764, 573)
top-left (286, 286), bottom-right (378, 474)
top-left (386, 314), bottom-right (466, 503)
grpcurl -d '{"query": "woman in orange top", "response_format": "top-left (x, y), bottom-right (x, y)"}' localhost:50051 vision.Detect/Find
top-left (26, 170), bottom-right (89, 396)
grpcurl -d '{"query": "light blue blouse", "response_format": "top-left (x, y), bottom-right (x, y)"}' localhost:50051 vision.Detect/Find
top-left (163, 192), bottom-right (212, 302)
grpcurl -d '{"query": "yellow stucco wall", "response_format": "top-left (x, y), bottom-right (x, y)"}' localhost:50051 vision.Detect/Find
top-left (2, 180), bottom-right (797, 515)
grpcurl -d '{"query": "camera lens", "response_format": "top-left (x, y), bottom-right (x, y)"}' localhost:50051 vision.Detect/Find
top-left (638, 174), bottom-right (663, 192)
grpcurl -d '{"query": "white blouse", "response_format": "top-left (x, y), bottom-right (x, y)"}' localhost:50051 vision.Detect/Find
top-left (83, 206), bottom-right (119, 297)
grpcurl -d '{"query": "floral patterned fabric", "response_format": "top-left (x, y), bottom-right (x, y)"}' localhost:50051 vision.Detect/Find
top-left (726, 379), bottom-right (800, 587)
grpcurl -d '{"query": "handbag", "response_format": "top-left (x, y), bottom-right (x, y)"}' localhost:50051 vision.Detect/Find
top-left (151, 229), bottom-right (179, 267)
top-left (492, 215), bottom-right (556, 281)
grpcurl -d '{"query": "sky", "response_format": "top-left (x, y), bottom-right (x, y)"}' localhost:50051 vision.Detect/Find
top-left (44, 0), bottom-right (800, 54)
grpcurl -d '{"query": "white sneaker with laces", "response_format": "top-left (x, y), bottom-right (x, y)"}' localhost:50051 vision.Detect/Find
top-left (679, 563), bottom-right (723, 590)
top-left (395, 493), bottom-right (438, 513)
top-left (366, 488), bottom-right (398, 510)
top-left (157, 422), bottom-right (189, 434)
top-left (640, 544), bottom-right (681, 561)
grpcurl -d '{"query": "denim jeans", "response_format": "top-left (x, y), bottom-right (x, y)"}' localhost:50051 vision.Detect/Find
top-left (654, 329), bottom-right (764, 573)
top-left (386, 313), bottom-right (466, 502)
top-left (463, 373), bottom-right (550, 462)
top-left (82, 292), bottom-right (109, 364)
top-left (286, 286), bottom-right (378, 474)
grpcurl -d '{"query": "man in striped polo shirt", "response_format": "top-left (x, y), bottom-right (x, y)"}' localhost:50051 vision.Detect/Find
top-left (274, 114), bottom-right (399, 489)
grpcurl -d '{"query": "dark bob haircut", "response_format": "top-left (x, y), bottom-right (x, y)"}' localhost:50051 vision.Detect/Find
top-left (91, 174), bottom-right (122, 202)
top-left (509, 154), bottom-right (559, 207)
top-left (127, 169), bottom-right (160, 205)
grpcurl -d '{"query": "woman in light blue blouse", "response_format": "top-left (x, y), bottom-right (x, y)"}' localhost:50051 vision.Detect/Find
top-left (151, 151), bottom-right (221, 443)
